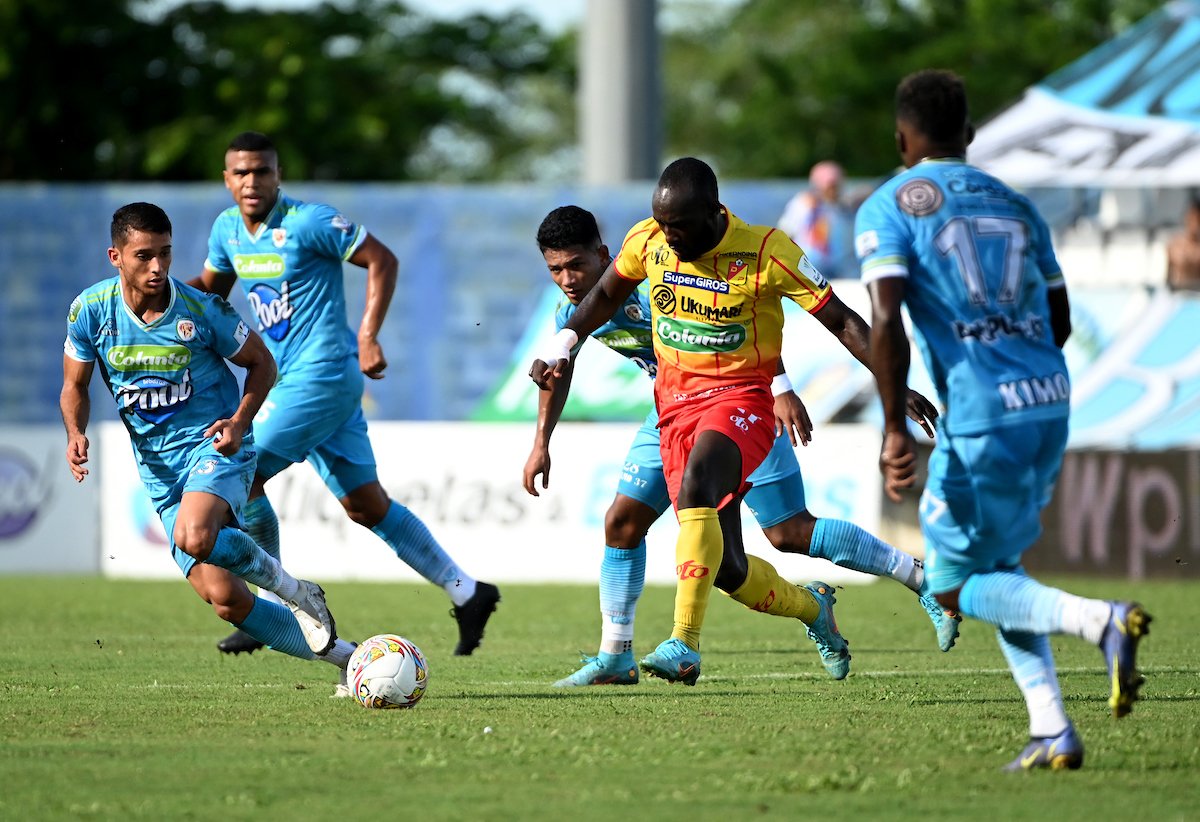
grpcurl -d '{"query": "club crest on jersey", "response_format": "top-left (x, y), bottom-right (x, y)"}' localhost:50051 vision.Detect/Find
top-left (175, 319), bottom-right (196, 342)
top-left (662, 271), bottom-right (730, 294)
top-left (726, 258), bottom-right (747, 279)
top-left (272, 228), bottom-right (287, 248)
top-left (624, 302), bottom-right (645, 322)
top-left (116, 369), bottom-right (194, 425)
top-left (896, 178), bottom-right (944, 217)
top-left (247, 281), bottom-right (294, 341)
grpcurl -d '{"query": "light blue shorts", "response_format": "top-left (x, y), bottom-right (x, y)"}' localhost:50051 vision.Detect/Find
top-left (147, 439), bottom-right (257, 577)
top-left (617, 409), bottom-right (806, 526)
top-left (252, 359), bottom-right (378, 499)
top-left (921, 417), bottom-right (1069, 595)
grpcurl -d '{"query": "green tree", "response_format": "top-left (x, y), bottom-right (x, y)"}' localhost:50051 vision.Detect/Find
top-left (661, 0), bottom-right (1164, 178)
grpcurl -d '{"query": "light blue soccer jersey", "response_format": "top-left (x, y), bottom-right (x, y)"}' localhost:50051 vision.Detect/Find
top-left (855, 159), bottom-right (1070, 435)
top-left (204, 191), bottom-right (367, 376)
top-left (556, 281), bottom-right (657, 378)
top-left (64, 277), bottom-right (251, 470)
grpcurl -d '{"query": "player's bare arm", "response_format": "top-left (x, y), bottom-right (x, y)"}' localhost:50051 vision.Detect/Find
top-left (529, 262), bottom-right (637, 389)
top-left (772, 360), bottom-right (812, 446)
top-left (349, 233), bottom-right (398, 380)
top-left (205, 331), bottom-right (277, 456)
top-left (60, 355), bottom-right (95, 482)
top-left (1047, 287), bottom-right (1072, 349)
top-left (523, 356), bottom-right (577, 496)
top-left (186, 267), bottom-right (239, 300)
top-left (867, 277), bottom-right (918, 502)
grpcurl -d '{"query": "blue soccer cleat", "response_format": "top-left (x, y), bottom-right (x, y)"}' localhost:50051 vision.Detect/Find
top-left (1004, 724), bottom-right (1085, 772)
top-left (804, 581), bottom-right (851, 680)
top-left (639, 638), bottom-right (701, 685)
top-left (553, 652), bottom-right (639, 687)
top-left (1099, 601), bottom-right (1152, 718)
top-left (918, 592), bottom-right (962, 652)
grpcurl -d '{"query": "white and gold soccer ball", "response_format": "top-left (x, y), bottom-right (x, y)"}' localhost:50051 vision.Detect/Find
top-left (346, 634), bottom-right (429, 709)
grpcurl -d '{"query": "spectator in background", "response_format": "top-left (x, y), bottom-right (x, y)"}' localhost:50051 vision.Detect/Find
top-left (1166, 196), bottom-right (1200, 292)
top-left (777, 160), bottom-right (856, 279)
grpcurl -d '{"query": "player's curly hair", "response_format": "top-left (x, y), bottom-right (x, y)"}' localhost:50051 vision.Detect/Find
top-left (536, 205), bottom-right (602, 251)
top-left (227, 130), bottom-right (276, 154)
top-left (657, 157), bottom-right (718, 204)
top-left (896, 69), bottom-right (970, 145)
top-left (111, 202), bottom-right (171, 245)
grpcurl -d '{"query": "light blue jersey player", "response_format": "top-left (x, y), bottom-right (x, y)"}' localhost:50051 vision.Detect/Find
top-left (859, 69), bottom-right (1151, 770)
top-left (524, 205), bottom-right (958, 688)
top-left (192, 131), bottom-right (499, 666)
top-left (60, 201), bottom-right (347, 678)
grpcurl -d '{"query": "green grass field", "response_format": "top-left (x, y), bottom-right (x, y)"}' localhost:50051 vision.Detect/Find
top-left (1, 575), bottom-right (1195, 821)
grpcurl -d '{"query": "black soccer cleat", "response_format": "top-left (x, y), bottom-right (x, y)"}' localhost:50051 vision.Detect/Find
top-left (217, 628), bottom-right (265, 656)
top-left (450, 581), bottom-right (501, 656)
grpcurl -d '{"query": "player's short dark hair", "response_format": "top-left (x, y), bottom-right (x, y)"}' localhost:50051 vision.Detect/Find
top-left (111, 202), bottom-right (172, 246)
top-left (536, 205), bottom-right (602, 251)
top-left (657, 157), bottom-right (719, 205)
top-left (227, 130), bottom-right (276, 154)
top-left (896, 69), bottom-right (970, 144)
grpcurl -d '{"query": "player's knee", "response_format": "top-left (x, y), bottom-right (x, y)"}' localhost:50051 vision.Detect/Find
top-left (715, 553), bottom-right (748, 592)
top-left (173, 521), bottom-right (219, 560)
top-left (764, 512), bottom-right (817, 555)
top-left (604, 506), bottom-right (648, 549)
top-left (341, 484), bottom-right (390, 528)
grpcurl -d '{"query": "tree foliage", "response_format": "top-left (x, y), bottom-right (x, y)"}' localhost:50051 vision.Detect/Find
top-left (660, 0), bottom-right (1165, 178)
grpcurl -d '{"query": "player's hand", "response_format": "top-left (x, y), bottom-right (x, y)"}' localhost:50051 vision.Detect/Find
top-left (65, 434), bottom-right (90, 482)
top-left (879, 429), bottom-right (918, 503)
top-left (523, 446), bottom-right (551, 496)
top-left (773, 390), bottom-right (812, 447)
top-left (359, 337), bottom-right (387, 380)
top-left (528, 358), bottom-right (567, 390)
top-left (205, 419), bottom-right (244, 456)
top-left (904, 389), bottom-right (939, 438)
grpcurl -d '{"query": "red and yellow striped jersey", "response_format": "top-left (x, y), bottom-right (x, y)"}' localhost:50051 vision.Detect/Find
top-left (614, 208), bottom-right (831, 406)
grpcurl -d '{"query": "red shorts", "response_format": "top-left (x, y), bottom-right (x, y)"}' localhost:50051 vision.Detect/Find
top-left (658, 383), bottom-right (775, 511)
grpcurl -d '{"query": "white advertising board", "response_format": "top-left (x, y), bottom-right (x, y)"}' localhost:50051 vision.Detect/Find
top-left (0, 426), bottom-right (98, 573)
top-left (99, 421), bottom-right (881, 584)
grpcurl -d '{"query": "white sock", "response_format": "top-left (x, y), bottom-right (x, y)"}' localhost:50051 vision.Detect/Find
top-left (1057, 596), bottom-right (1112, 645)
top-left (889, 552), bottom-right (922, 593)
top-left (317, 638), bottom-right (356, 668)
top-left (274, 573), bottom-right (299, 602)
top-left (446, 577), bottom-right (477, 607)
top-left (1024, 681), bottom-right (1071, 738)
top-left (257, 589), bottom-right (283, 607)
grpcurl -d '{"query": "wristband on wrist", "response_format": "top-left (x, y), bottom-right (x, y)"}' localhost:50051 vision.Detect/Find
top-left (771, 373), bottom-right (793, 396)
top-left (538, 328), bottom-right (579, 366)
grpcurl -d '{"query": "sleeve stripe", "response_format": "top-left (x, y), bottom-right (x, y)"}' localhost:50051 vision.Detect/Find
top-left (860, 262), bottom-right (909, 284)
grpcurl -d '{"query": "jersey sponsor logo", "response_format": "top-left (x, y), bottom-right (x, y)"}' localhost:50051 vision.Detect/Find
top-left (662, 271), bottom-right (729, 293)
top-left (651, 246), bottom-right (671, 265)
top-left (116, 368), bottom-right (194, 424)
top-left (655, 317), bottom-right (747, 353)
top-left (855, 229), bottom-right (880, 258)
top-left (798, 253), bottom-right (828, 288)
top-left (105, 344), bottom-right (192, 372)
top-left (247, 281), bottom-right (294, 341)
top-left (67, 298), bottom-right (82, 323)
top-left (233, 321), bottom-right (249, 346)
top-left (676, 559), bottom-right (709, 580)
top-left (175, 319), bottom-right (196, 342)
top-left (954, 313), bottom-right (1046, 344)
top-left (651, 284), bottom-right (677, 314)
top-left (272, 228), bottom-right (287, 248)
top-left (718, 251), bottom-right (758, 260)
top-left (997, 372), bottom-right (1070, 411)
top-left (596, 328), bottom-right (654, 352)
top-left (63, 336), bottom-right (77, 357)
top-left (232, 253), bottom-right (285, 280)
top-left (331, 214), bottom-right (354, 234)
top-left (98, 319), bottom-right (118, 336)
top-left (678, 294), bottom-right (742, 321)
top-left (896, 178), bottom-right (943, 216)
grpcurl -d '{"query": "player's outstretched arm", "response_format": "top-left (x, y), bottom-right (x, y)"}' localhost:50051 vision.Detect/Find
top-left (60, 355), bottom-right (95, 483)
top-left (523, 356), bottom-right (577, 496)
top-left (529, 263), bottom-right (637, 389)
top-left (209, 331), bottom-right (277, 456)
top-left (867, 277), bottom-right (917, 502)
top-left (349, 233), bottom-right (398, 380)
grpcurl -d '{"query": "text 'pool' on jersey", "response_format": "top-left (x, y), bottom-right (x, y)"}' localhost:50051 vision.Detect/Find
top-left (116, 368), bottom-right (194, 424)
top-left (247, 281), bottom-right (294, 342)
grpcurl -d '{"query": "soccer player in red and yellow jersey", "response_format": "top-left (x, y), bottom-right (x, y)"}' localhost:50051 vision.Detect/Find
top-left (531, 158), bottom-right (932, 683)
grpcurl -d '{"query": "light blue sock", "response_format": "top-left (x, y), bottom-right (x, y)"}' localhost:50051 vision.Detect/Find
top-left (371, 502), bottom-right (471, 600)
top-left (235, 598), bottom-right (315, 661)
top-left (244, 496), bottom-right (280, 561)
top-left (204, 527), bottom-right (296, 600)
top-left (598, 542), bottom-right (646, 655)
top-left (809, 518), bottom-right (921, 592)
top-left (995, 627), bottom-right (1070, 737)
top-left (959, 568), bottom-right (1110, 640)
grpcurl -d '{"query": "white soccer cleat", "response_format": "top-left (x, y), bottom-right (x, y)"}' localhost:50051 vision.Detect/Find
top-left (285, 580), bottom-right (337, 655)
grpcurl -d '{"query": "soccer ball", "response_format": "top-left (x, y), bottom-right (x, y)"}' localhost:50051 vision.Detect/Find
top-left (346, 634), bottom-right (429, 709)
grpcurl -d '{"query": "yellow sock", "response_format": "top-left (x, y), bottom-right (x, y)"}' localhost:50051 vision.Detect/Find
top-left (727, 555), bottom-right (820, 623)
top-left (671, 507), bottom-right (722, 649)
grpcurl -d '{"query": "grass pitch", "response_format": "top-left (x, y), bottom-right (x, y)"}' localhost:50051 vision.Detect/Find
top-left (1, 575), bottom-right (1196, 821)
